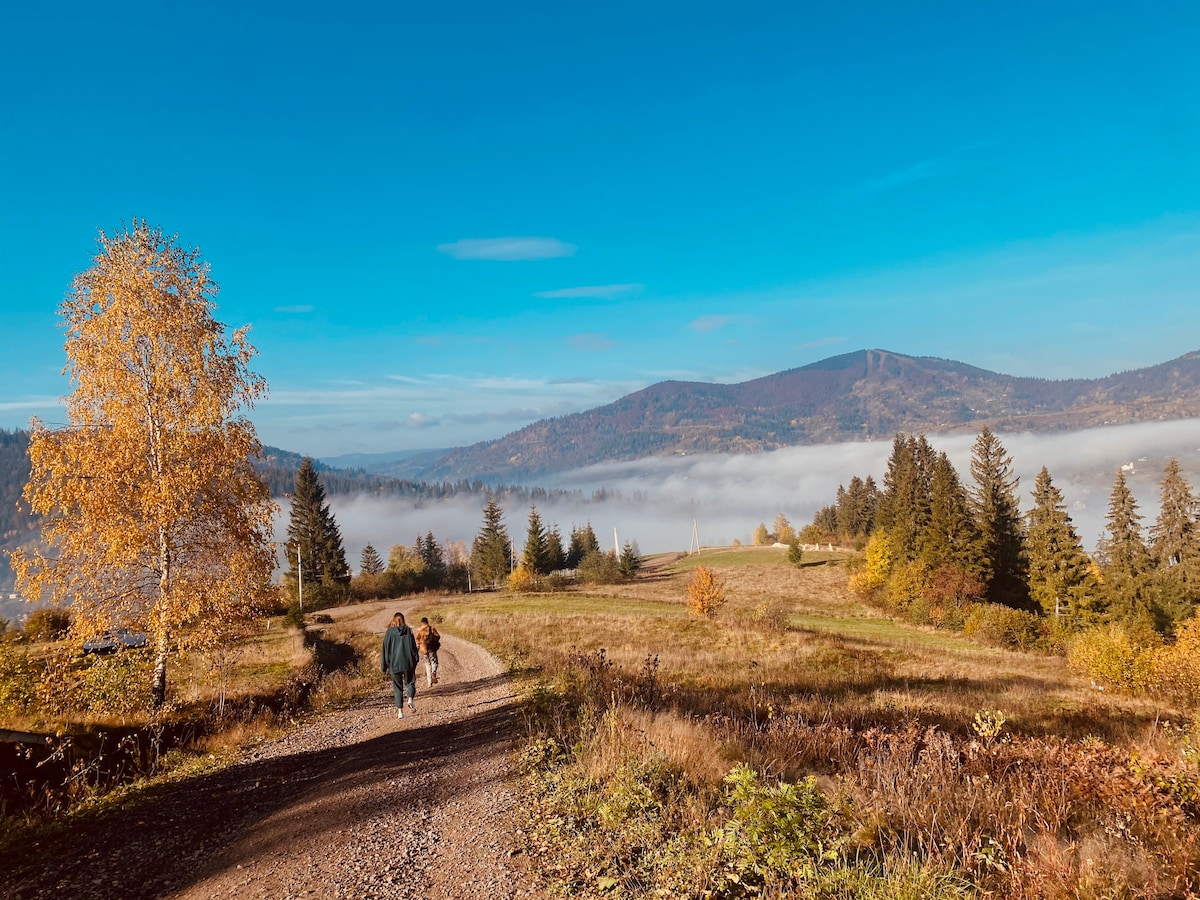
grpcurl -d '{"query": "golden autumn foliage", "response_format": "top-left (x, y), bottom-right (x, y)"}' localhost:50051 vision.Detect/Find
top-left (508, 565), bottom-right (537, 592)
top-left (687, 564), bottom-right (726, 617)
top-left (11, 221), bottom-right (277, 707)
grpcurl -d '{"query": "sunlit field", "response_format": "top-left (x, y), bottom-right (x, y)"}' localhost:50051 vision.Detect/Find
top-left (412, 548), bottom-right (1200, 899)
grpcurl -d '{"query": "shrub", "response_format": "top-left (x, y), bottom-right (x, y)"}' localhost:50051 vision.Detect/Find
top-left (283, 602), bottom-right (307, 630)
top-left (541, 572), bottom-right (571, 592)
top-left (962, 604), bottom-right (1044, 651)
top-left (578, 550), bottom-right (623, 585)
top-left (688, 565), bottom-right (727, 618)
top-left (716, 764), bottom-right (835, 890)
top-left (848, 532), bottom-right (894, 596)
top-left (24, 608), bottom-right (72, 642)
top-left (0, 640), bottom-right (39, 715)
top-left (1150, 614), bottom-right (1200, 707)
top-left (508, 565), bottom-right (537, 592)
top-left (78, 650), bottom-right (154, 715)
top-left (1067, 623), bottom-right (1158, 693)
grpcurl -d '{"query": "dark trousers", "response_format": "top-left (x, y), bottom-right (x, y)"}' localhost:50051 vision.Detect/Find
top-left (390, 667), bottom-right (416, 706)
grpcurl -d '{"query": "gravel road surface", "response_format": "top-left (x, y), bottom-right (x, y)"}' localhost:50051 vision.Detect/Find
top-left (2, 603), bottom-right (547, 900)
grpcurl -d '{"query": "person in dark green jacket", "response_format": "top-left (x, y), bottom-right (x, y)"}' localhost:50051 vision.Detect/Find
top-left (381, 611), bottom-right (419, 718)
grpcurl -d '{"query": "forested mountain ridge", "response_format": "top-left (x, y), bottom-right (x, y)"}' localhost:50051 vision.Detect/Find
top-left (418, 349), bottom-right (1200, 480)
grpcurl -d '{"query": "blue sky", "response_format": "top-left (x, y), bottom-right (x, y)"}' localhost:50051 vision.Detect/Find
top-left (1, 1), bottom-right (1198, 459)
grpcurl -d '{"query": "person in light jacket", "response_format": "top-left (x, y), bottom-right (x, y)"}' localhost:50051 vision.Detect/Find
top-left (414, 616), bottom-right (441, 687)
top-left (381, 611), bottom-right (419, 718)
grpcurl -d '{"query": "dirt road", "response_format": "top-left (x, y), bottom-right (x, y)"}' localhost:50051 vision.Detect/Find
top-left (3, 603), bottom-right (546, 900)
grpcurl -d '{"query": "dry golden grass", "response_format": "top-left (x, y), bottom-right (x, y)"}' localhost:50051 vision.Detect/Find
top-left (421, 550), bottom-right (1200, 898)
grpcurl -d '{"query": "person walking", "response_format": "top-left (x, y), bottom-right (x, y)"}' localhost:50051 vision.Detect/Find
top-left (381, 611), bottom-right (419, 718)
top-left (414, 616), bottom-right (441, 687)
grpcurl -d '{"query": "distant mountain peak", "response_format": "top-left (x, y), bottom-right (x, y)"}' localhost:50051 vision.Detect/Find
top-left (415, 349), bottom-right (1200, 481)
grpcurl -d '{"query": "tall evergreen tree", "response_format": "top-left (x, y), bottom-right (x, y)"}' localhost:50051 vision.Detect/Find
top-left (416, 530), bottom-right (447, 589)
top-left (969, 427), bottom-right (1029, 608)
top-left (920, 452), bottom-right (983, 576)
top-left (567, 522), bottom-right (600, 568)
top-left (1098, 469), bottom-right (1155, 628)
top-left (359, 543), bottom-right (384, 576)
top-left (836, 475), bottom-right (878, 540)
top-left (471, 495), bottom-right (511, 588)
top-left (876, 433), bottom-right (936, 561)
top-left (286, 457), bottom-right (351, 605)
top-left (546, 525), bottom-right (567, 572)
top-left (522, 506), bottom-right (552, 575)
top-left (1026, 466), bottom-right (1097, 624)
top-left (1150, 458), bottom-right (1200, 613)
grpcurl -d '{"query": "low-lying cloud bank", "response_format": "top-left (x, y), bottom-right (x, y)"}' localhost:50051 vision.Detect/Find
top-left (321, 420), bottom-right (1200, 567)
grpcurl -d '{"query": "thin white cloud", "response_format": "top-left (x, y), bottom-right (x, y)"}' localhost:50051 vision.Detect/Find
top-left (0, 397), bottom-right (61, 413)
top-left (850, 158), bottom-right (945, 197)
top-left (437, 237), bottom-right (577, 261)
top-left (567, 333), bottom-right (615, 352)
top-left (689, 315), bottom-right (737, 333)
top-left (535, 283), bottom-right (643, 300)
top-left (274, 304), bottom-right (315, 314)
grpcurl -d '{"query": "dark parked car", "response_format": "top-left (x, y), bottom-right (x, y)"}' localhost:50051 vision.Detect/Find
top-left (82, 628), bottom-right (150, 654)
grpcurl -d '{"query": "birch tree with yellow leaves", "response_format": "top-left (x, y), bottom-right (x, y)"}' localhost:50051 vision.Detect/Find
top-left (12, 221), bottom-right (277, 708)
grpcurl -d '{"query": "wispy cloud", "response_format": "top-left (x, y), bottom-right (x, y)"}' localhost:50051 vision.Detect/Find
top-left (0, 397), bottom-right (61, 413)
top-left (689, 314), bottom-right (738, 333)
top-left (274, 304), bottom-right (314, 314)
top-left (852, 158), bottom-right (945, 196)
top-left (535, 283), bottom-right (643, 300)
top-left (567, 333), bottom-right (615, 352)
top-left (437, 237), bottom-right (577, 261)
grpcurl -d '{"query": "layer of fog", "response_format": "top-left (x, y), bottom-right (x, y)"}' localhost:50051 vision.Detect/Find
top-left (320, 420), bottom-right (1200, 567)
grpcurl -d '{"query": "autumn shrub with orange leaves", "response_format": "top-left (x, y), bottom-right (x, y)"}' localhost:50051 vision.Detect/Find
top-left (687, 565), bottom-right (726, 617)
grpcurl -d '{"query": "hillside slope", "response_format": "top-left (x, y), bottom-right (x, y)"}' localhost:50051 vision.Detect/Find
top-left (419, 348), bottom-right (1200, 480)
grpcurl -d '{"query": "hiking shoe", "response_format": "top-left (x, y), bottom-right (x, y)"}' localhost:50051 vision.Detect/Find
top-left (397, 708), bottom-right (404, 719)
top-left (407, 698), bottom-right (416, 712)
top-left (431, 674), bottom-right (438, 684)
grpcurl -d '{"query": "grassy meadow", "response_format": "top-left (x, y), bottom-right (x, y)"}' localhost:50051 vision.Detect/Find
top-left (411, 546), bottom-right (1200, 899)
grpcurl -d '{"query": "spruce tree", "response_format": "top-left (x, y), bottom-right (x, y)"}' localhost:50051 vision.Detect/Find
top-left (359, 543), bottom-right (384, 576)
top-left (1026, 466), bottom-right (1097, 624)
top-left (877, 433), bottom-right (935, 562)
top-left (471, 495), bottom-right (511, 588)
top-left (546, 525), bottom-right (567, 572)
top-left (836, 475), bottom-right (878, 540)
top-left (920, 451), bottom-right (983, 577)
top-left (969, 427), bottom-right (1029, 608)
top-left (1098, 469), bottom-right (1155, 629)
top-left (619, 541), bottom-right (642, 579)
top-left (567, 523), bottom-right (600, 568)
top-left (522, 506), bottom-right (552, 575)
top-left (1150, 458), bottom-right (1200, 613)
top-left (286, 457), bottom-right (350, 606)
top-left (417, 530), bottom-right (447, 589)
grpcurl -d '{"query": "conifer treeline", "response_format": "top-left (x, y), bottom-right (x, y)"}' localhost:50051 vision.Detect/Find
top-left (348, 493), bottom-right (630, 601)
top-left (255, 451), bottom-right (588, 505)
top-left (805, 428), bottom-right (1200, 638)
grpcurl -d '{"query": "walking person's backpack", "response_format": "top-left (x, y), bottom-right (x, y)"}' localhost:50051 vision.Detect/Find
top-left (427, 629), bottom-right (441, 653)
